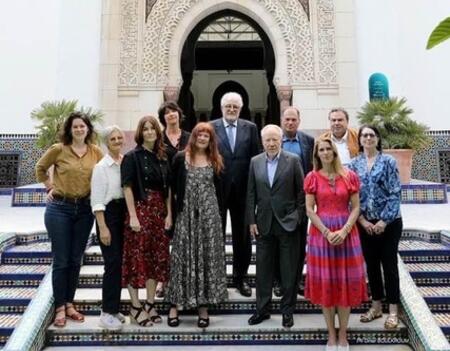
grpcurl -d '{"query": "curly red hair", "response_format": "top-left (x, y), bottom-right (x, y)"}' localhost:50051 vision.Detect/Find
top-left (185, 122), bottom-right (223, 174)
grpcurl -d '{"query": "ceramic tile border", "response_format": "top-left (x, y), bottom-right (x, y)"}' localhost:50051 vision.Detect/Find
top-left (2, 272), bottom-right (53, 351)
top-left (399, 256), bottom-right (450, 350)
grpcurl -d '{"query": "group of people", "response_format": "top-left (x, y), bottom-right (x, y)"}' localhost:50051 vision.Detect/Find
top-left (35, 92), bottom-right (403, 351)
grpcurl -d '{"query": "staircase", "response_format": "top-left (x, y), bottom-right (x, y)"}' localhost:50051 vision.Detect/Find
top-left (0, 240), bottom-right (51, 346)
top-left (400, 239), bottom-right (450, 342)
top-left (41, 238), bottom-right (410, 349)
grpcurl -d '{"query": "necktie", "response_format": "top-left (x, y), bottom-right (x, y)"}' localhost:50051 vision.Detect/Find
top-left (227, 124), bottom-right (235, 152)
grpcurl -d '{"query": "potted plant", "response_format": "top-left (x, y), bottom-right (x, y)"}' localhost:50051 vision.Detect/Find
top-left (31, 99), bottom-right (104, 149)
top-left (356, 97), bottom-right (431, 184)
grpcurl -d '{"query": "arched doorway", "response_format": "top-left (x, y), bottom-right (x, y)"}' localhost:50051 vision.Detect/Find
top-left (178, 9), bottom-right (279, 131)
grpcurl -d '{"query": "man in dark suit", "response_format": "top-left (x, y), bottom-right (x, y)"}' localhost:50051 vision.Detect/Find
top-left (246, 124), bottom-right (305, 328)
top-left (210, 92), bottom-right (260, 297)
top-left (272, 107), bottom-right (314, 296)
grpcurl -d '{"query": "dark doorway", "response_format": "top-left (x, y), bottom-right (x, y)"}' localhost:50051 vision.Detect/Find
top-left (178, 9), bottom-right (279, 131)
top-left (211, 81), bottom-right (251, 120)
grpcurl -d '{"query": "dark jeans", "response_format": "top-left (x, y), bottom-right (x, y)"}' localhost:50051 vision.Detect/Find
top-left (358, 217), bottom-right (403, 304)
top-left (256, 218), bottom-right (300, 314)
top-left (96, 199), bottom-right (125, 314)
top-left (221, 184), bottom-right (252, 284)
top-left (45, 199), bottom-right (94, 308)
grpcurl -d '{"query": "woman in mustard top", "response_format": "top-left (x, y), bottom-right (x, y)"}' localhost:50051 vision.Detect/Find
top-left (36, 112), bottom-right (103, 327)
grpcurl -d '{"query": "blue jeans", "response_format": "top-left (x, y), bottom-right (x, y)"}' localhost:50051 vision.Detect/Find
top-left (44, 199), bottom-right (94, 308)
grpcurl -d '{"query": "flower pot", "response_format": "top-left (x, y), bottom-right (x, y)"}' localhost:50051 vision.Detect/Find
top-left (384, 149), bottom-right (414, 184)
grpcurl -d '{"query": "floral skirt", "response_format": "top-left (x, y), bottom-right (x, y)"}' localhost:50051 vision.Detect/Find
top-left (122, 190), bottom-right (170, 288)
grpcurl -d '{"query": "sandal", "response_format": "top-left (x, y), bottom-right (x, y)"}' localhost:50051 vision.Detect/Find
top-left (197, 306), bottom-right (209, 328)
top-left (360, 308), bottom-right (382, 323)
top-left (384, 313), bottom-right (399, 329)
top-left (143, 301), bottom-right (162, 323)
top-left (65, 303), bottom-right (85, 322)
top-left (53, 306), bottom-right (66, 328)
top-left (129, 305), bottom-right (153, 327)
top-left (167, 304), bottom-right (180, 327)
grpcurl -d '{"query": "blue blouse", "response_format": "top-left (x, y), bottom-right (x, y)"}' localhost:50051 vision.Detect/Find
top-left (348, 153), bottom-right (401, 224)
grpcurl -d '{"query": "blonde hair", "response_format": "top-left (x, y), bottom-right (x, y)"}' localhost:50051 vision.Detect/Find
top-left (313, 137), bottom-right (347, 178)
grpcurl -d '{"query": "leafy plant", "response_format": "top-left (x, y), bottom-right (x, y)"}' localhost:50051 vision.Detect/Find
top-left (357, 97), bottom-right (431, 150)
top-left (427, 17), bottom-right (450, 49)
top-left (31, 100), bottom-right (104, 149)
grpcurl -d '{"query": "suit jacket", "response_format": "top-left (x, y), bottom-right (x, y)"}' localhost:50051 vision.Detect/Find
top-left (210, 118), bottom-right (260, 197)
top-left (246, 150), bottom-right (305, 236)
top-left (283, 130), bottom-right (314, 176)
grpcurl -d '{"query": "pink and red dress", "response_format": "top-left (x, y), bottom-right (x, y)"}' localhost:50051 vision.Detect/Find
top-left (304, 170), bottom-right (367, 307)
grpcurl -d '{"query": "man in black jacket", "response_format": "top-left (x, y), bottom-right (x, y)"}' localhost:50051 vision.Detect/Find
top-left (210, 92), bottom-right (260, 297)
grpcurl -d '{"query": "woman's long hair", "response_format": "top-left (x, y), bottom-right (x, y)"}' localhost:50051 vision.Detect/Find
top-left (60, 112), bottom-right (96, 145)
top-left (134, 115), bottom-right (166, 160)
top-left (185, 122), bottom-right (223, 174)
top-left (313, 136), bottom-right (347, 178)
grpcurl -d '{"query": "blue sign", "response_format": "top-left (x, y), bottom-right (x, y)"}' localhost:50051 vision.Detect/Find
top-left (369, 73), bottom-right (389, 101)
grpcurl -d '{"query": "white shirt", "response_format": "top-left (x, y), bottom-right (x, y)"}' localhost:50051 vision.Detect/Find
top-left (331, 131), bottom-right (351, 166)
top-left (90, 154), bottom-right (123, 212)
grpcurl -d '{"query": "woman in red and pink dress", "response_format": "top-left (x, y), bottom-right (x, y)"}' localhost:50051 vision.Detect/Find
top-left (304, 137), bottom-right (367, 351)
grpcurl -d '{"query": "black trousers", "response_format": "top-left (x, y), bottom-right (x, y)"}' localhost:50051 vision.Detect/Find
top-left (97, 199), bottom-right (125, 314)
top-left (274, 217), bottom-right (307, 288)
top-left (358, 217), bottom-right (403, 304)
top-left (221, 184), bottom-right (252, 283)
top-left (256, 218), bottom-right (300, 314)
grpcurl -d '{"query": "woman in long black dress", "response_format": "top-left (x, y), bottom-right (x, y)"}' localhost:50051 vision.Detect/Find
top-left (166, 122), bottom-right (227, 328)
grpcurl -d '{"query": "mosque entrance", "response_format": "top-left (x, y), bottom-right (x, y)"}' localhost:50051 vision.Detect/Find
top-left (178, 10), bottom-right (280, 131)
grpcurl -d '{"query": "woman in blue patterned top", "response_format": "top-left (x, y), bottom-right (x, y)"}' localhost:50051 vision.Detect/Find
top-left (348, 125), bottom-right (402, 330)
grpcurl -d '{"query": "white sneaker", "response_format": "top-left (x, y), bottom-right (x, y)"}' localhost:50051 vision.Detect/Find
top-left (99, 312), bottom-right (123, 331)
top-left (337, 344), bottom-right (350, 351)
top-left (325, 345), bottom-right (337, 351)
top-left (114, 312), bottom-right (126, 324)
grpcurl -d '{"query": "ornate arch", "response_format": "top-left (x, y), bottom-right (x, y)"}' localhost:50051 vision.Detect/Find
top-left (118, 0), bottom-right (336, 89)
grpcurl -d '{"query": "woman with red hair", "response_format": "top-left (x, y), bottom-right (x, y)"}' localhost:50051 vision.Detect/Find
top-left (166, 122), bottom-right (227, 328)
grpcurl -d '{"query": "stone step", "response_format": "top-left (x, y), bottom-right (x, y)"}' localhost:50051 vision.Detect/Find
top-left (78, 265), bottom-right (259, 289)
top-left (46, 314), bottom-right (408, 347)
top-left (0, 314), bottom-right (22, 346)
top-left (0, 264), bottom-right (49, 287)
top-left (43, 346), bottom-right (414, 351)
top-left (0, 287), bottom-right (38, 314)
top-left (71, 288), bottom-right (376, 316)
top-left (83, 245), bottom-right (257, 266)
top-left (399, 240), bottom-right (450, 263)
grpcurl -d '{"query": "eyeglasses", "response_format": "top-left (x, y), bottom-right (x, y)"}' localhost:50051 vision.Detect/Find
top-left (361, 133), bottom-right (377, 138)
top-left (224, 104), bottom-right (240, 110)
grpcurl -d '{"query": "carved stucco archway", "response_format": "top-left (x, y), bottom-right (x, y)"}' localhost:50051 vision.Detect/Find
top-left (119, 0), bottom-right (337, 94)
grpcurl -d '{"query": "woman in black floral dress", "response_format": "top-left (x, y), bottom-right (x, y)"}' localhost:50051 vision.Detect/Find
top-left (121, 115), bottom-right (172, 327)
top-left (166, 122), bottom-right (227, 328)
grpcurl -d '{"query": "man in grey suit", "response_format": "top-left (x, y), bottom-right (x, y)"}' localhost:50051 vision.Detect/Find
top-left (272, 106), bottom-right (314, 296)
top-left (210, 92), bottom-right (260, 297)
top-left (246, 124), bottom-right (305, 328)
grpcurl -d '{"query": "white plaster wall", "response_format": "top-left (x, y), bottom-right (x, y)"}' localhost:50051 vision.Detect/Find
top-left (0, 0), bottom-right (102, 134)
top-left (355, 0), bottom-right (450, 130)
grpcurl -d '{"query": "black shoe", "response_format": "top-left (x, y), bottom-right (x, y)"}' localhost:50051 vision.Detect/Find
top-left (282, 313), bottom-right (294, 328)
top-left (197, 316), bottom-right (210, 328)
top-left (297, 284), bottom-right (305, 296)
top-left (248, 313), bottom-right (270, 325)
top-left (273, 285), bottom-right (283, 297)
top-left (167, 305), bottom-right (180, 327)
top-left (237, 281), bottom-right (252, 297)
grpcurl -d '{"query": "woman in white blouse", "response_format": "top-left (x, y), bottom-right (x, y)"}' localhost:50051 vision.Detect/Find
top-left (91, 126), bottom-right (126, 331)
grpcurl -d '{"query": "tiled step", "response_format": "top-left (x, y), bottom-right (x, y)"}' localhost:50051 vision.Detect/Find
top-left (405, 263), bottom-right (450, 287)
top-left (71, 288), bottom-right (375, 316)
top-left (0, 264), bottom-right (49, 287)
top-left (418, 287), bottom-right (450, 313)
top-left (46, 314), bottom-right (408, 347)
top-left (83, 245), bottom-right (257, 266)
top-left (0, 314), bottom-right (22, 346)
top-left (1, 241), bottom-right (51, 265)
top-left (43, 346), bottom-right (414, 351)
top-left (434, 313), bottom-right (450, 341)
top-left (399, 240), bottom-right (450, 263)
top-left (0, 287), bottom-right (38, 313)
top-left (78, 265), bottom-right (259, 289)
